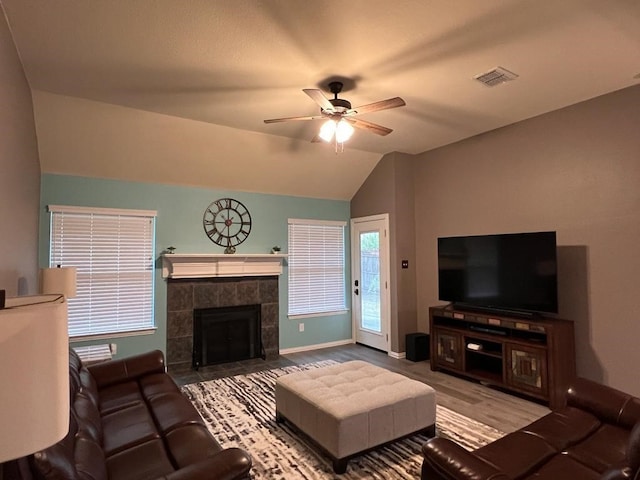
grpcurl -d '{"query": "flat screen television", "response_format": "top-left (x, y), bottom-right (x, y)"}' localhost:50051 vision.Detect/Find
top-left (438, 231), bottom-right (558, 315)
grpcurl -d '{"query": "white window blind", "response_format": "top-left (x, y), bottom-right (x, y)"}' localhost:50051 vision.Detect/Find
top-left (48, 205), bottom-right (157, 339)
top-left (288, 219), bottom-right (347, 317)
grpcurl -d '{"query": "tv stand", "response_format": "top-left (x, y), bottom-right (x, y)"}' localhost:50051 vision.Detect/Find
top-left (429, 305), bottom-right (576, 409)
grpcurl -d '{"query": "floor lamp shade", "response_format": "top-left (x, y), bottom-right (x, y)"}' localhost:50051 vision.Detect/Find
top-left (0, 295), bottom-right (70, 462)
top-left (41, 267), bottom-right (77, 298)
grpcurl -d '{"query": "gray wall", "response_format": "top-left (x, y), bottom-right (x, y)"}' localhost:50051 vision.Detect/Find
top-left (352, 85), bottom-right (640, 394)
top-left (0, 8), bottom-right (40, 296)
top-left (412, 85), bottom-right (640, 395)
top-left (351, 152), bottom-right (417, 353)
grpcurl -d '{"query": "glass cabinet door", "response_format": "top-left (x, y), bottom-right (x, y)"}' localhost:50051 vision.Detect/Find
top-left (434, 329), bottom-right (463, 370)
top-left (506, 344), bottom-right (548, 396)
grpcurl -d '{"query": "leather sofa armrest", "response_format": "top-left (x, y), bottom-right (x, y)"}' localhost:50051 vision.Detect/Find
top-left (88, 349), bottom-right (166, 388)
top-left (567, 377), bottom-right (637, 426)
top-left (599, 466), bottom-right (634, 480)
top-left (422, 438), bottom-right (510, 480)
top-left (161, 448), bottom-right (252, 480)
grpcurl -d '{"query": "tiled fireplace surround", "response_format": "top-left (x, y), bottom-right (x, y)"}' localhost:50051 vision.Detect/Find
top-left (166, 276), bottom-right (280, 372)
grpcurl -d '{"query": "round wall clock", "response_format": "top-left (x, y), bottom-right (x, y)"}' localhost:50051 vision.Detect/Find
top-left (203, 198), bottom-right (252, 254)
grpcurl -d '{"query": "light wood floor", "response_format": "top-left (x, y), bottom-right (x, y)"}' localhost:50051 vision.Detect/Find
top-left (171, 343), bottom-right (550, 434)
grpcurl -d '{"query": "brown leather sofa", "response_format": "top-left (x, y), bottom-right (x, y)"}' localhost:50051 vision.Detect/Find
top-left (422, 377), bottom-right (640, 480)
top-left (25, 349), bottom-right (252, 480)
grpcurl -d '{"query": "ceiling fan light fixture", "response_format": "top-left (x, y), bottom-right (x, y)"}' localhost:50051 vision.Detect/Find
top-left (263, 81), bottom-right (406, 151)
top-left (319, 119), bottom-right (337, 142)
top-left (335, 119), bottom-right (354, 143)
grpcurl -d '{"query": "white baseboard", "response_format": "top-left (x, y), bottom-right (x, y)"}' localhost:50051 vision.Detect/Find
top-left (280, 340), bottom-right (408, 360)
top-left (388, 351), bottom-right (406, 359)
top-left (279, 338), bottom-right (354, 355)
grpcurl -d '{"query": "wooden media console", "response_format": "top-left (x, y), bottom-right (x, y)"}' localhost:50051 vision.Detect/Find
top-left (429, 305), bottom-right (576, 409)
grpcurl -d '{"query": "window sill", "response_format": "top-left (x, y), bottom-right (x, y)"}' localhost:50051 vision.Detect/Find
top-left (288, 310), bottom-right (349, 320)
top-left (70, 327), bottom-right (157, 342)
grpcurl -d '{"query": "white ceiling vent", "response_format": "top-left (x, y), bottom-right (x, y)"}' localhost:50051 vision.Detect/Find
top-left (474, 67), bottom-right (519, 87)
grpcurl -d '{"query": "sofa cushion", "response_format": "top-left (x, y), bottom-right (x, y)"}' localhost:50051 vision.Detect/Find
top-left (88, 351), bottom-right (165, 389)
top-left (98, 381), bottom-right (145, 415)
top-left (147, 392), bottom-right (204, 434)
top-left (140, 373), bottom-right (182, 398)
top-left (475, 431), bottom-right (556, 479)
top-left (566, 423), bottom-right (630, 473)
top-left (165, 424), bottom-right (223, 468)
top-left (106, 439), bottom-right (175, 480)
top-left (523, 453), bottom-right (601, 480)
top-left (521, 406), bottom-right (600, 451)
top-left (101, 403), bottom-right (160, 456)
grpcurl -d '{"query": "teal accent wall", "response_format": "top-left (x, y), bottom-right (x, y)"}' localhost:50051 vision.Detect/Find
top-left (39, 174), bottom-right (352, 358)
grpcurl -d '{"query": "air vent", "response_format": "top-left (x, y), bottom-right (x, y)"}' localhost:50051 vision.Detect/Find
top-left (474, 66), bottom-right (519, 87)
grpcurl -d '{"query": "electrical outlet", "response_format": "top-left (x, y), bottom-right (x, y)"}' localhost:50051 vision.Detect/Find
top-left (110, 343), bottom-right (117, 355)
top-left (299, 323), bottom-right (304, 333)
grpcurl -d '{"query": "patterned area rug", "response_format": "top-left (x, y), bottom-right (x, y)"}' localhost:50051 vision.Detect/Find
top-left (181, 361), bottom-right (504, 479)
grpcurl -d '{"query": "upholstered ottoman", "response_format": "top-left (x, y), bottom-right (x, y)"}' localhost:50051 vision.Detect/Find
top-left (275, 360), bottom-right (436, 473)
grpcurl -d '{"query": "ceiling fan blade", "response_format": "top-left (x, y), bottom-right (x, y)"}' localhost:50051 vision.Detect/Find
top-left (344, 117), bottom-right (393, 136)
top-left (303, 88), bottom-right (335, 112)
top-left (349, 97), bottom-right (406, 115)
top-left (264, 115), bottom-right (323, 124)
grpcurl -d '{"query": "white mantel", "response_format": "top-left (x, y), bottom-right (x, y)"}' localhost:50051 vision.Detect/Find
top-left (161, 253), bottom-right (287, 279)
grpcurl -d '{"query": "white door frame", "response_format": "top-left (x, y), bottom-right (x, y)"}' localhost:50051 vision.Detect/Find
top-left (350, 213), bottom-right (391, 352)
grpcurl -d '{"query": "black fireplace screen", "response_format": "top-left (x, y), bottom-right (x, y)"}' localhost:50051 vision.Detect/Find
top-left (193, 304), bottom-right (263, 369)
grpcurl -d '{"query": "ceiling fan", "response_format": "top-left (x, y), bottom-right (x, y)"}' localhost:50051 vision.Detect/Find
top-left (264, 81), bottom-right (406, 144)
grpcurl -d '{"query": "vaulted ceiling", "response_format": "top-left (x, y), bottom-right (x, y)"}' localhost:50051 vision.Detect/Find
top-left (3, 0), bottom-right (639, 199)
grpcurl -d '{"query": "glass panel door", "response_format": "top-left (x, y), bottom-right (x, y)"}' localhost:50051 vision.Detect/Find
top-left (360, 231), bottom-right (381, 333)
top-left (351, 214), bottom-right (389, 352)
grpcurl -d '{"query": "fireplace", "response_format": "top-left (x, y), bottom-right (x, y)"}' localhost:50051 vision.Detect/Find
top-left (166, 276), bottom-right (279, 372)
top-left (193, 304), bottom-right (262, 368)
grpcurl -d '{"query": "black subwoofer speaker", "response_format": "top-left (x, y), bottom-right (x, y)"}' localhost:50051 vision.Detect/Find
top-left (406, 333), bottom-right (429, 362)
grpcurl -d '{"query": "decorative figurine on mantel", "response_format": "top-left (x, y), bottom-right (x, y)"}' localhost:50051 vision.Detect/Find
top-left (271, 246), bottom-right (281, 254)
top-left (166, 246), bottom-right (176, 254)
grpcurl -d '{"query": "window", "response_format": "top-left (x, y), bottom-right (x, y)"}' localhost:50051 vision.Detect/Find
top-left (288, 219), bottom-right (347, 317)
top-left (48, 205), bottom-right (157, 339)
